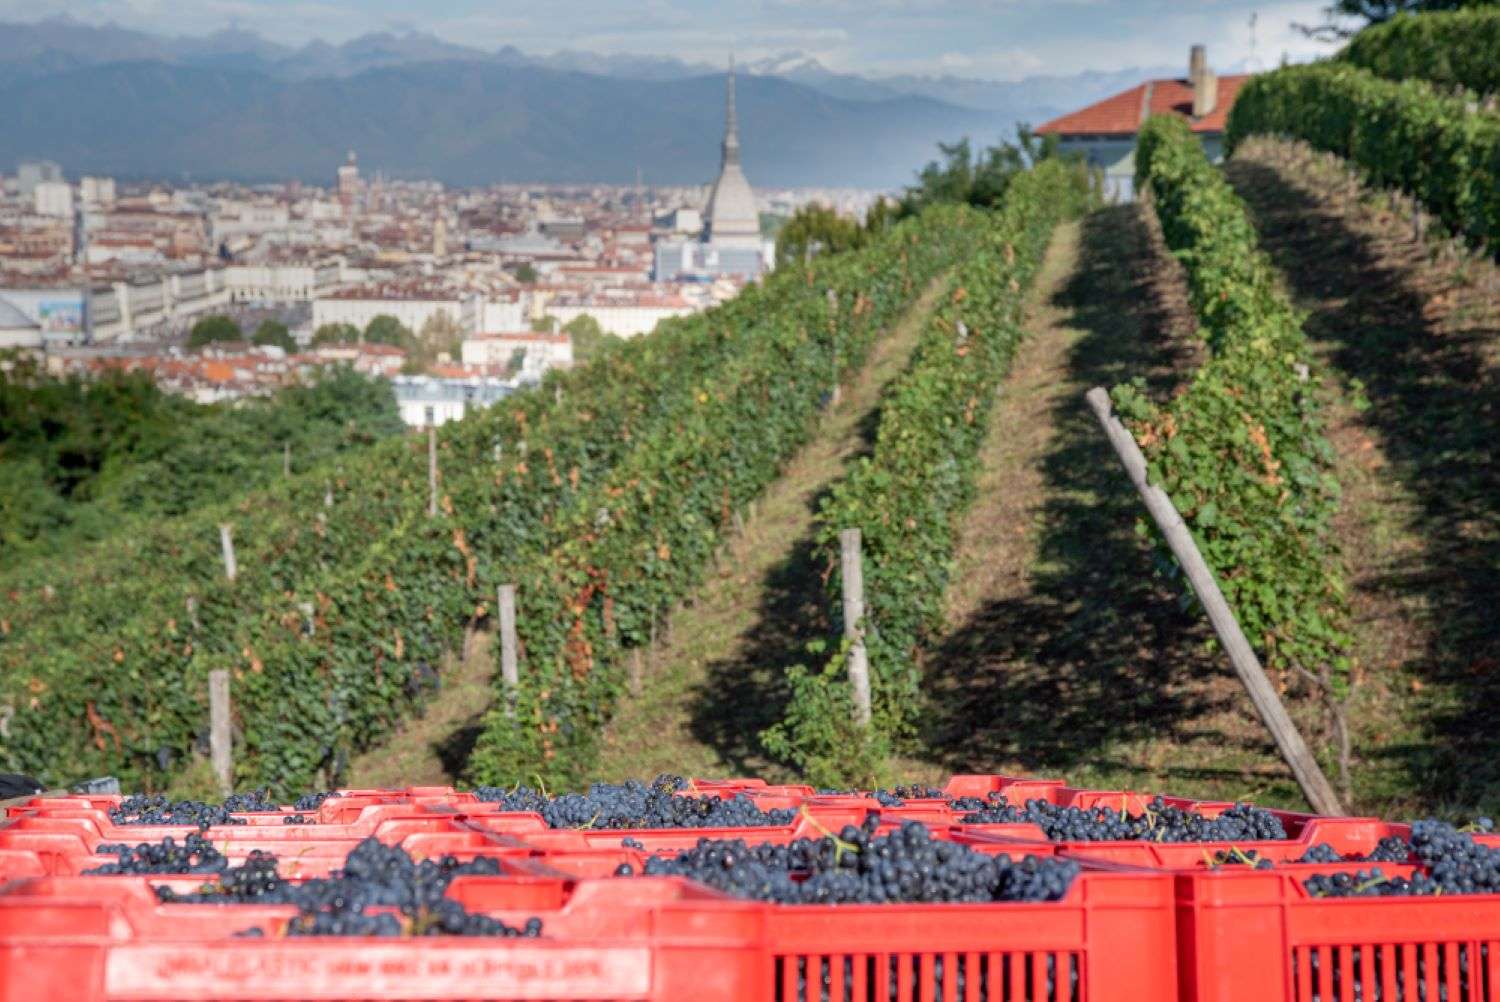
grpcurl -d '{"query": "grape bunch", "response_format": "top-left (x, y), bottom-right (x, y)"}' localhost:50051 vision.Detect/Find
top-left (156, 836), bottom-right (544, 938)
top-left (958, 796), bottom-right (1289, 843)
top-left (83, 832), bottom-right (229, 875)
top-left (292, 790), bottom-right (340, 811)
top-left (619, 815), bottom-right (1081, 905)
top-left (473, 774), bottom-right (796, 829)
top-left (1304, 820), bottom-right (1500, 898)
top-left (108, 789), bottom-right (338, 830)
top-left (110, 794), bottom-right (256, 829)
top-left (817, 785), bottom-right (946, 807)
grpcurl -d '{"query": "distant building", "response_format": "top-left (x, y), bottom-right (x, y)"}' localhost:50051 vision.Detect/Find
top-left (33, 182), bottom-right (74, 219)
top-left (392, 374), bottom-right (517, 428)
top-left (16, 161), bottom-right (62, 200)
top-left (653, 59), bottom-right (773, 282)
top-left (0, 294), bottom-right (43, 349)
top-left (1035, 46), bottom-right (1249, 201)
top-left (337, 150), bottom-right (362, 216)
top-left (79, 176), bottom-right (116, 208)
top-left (543, 294), bottom-right (694, 339)
top-left (462, 330), bottom-right (573, 370)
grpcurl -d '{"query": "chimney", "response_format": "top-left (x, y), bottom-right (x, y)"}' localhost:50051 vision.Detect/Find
top-left (1189, 44), bottom-right (1218, 118)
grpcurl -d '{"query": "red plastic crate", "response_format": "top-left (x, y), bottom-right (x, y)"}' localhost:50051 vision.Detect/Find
top-left (0, 875), bottom-right (770, 1000)
top-left (1176, 864), bottom-right (1500, 1002)
top-left (1026, 818), bottom-right (1500, 871)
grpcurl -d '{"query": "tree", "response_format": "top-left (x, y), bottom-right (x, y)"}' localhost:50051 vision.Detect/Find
top-left (1296, 0), bottom-right (1496, 39)
top-left (311, 322), bottom-right (359, 346)
top-left (530, 316), bottom-right (558, 334)
top-left (562, 313), bottom-right (619, 365)
top-left (403, 312), bottom-right (467, 373)
top-left (862, 197), bottom-right (897, 242)
top-left (513, 262), bottom-right (538, 284)
top-left (775, 204), bottom-right (864, 267)
top-left (251, 319), bottom-right (296, 353)
top-left (186, 315), bottom-right (242, 349)
top-left (363, 314), bottom-right (413, 348)
top-left (900, 124), bottom-right (1070, 216)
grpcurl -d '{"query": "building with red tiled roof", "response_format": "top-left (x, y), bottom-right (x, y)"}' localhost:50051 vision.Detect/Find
top-left (1035, 46), bottom-right (1250, 200)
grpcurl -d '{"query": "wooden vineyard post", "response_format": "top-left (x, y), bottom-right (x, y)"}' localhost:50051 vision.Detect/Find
top-left (827, 287), bottom-right (841, 406)
top-left (1085, 388), bottom-right (1346, 815)
top-left (498, 584), bottom-right (518, 716)
top-left (209, 669), bottom-right (232, 796)
top-left (840, 528), bottom-right (873, 728)
top-left (428, 424), bottom-right (439, 518)
top-left (218, 524), bottom-right (237, 583)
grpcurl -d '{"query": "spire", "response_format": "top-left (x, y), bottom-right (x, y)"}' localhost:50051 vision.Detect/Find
top-left (722, 54), bottom-right (740, 166)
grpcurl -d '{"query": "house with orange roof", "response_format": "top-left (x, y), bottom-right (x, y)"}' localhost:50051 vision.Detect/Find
top-left (1035, 46), bottom-right (1250, 201)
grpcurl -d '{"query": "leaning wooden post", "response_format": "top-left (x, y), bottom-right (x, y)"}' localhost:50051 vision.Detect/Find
top-left (1085, 388), bottom-right (1346, 815)
top-left (218, 524), bottom-right (237, 583)
top-left (498, 584), bottom-right (519, 716)
top-left (427, 424), bottom-right (438, 518)
top-left (209, 669), bottom-right (233, 796)
top-left (840, 528), bottom-right (873, 728)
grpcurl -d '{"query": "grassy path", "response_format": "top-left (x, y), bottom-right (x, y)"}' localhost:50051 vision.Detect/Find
top-left (915, 206), bottom-right (1309, 807)
top-left (345, 633), bottom-right (494, 788)
top-left (591, 278), bottom-right (952, 783)
top-left (1226, 138), bottom-right (1500, 816)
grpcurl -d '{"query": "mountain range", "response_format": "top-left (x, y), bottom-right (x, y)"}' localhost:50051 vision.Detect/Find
top-left (0, 16), bottom-right (1182, 188)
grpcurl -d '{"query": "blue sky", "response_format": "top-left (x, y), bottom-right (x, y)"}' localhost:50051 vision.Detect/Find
top-left (5, 0), bottom-right (1343, 79)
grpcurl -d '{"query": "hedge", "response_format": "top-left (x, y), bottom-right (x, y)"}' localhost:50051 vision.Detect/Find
top-left (1227, 62), bottom-right (1500, 251)
top-left (1341, 9), bottom-right (1500, 96)
top-left (1112, 115), bottom-right (1350, 694)
top-left (0, 249), bottom-right (927, 792)
top-left (465, 204), bottom-right (987, 789)
top-left (759, 158), bottom-right (1097, 786)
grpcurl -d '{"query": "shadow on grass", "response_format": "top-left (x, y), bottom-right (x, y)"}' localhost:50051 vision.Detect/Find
top-left (1226, 158), bottom-right (1500, 813)
top-left (919, 205), bottom-right (1270, 781)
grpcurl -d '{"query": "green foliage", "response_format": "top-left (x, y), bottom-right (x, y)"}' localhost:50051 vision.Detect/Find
top-left (364, 314), bottom-right (413, 348)
top-left (251, 320), bottom-right (295, 353)
top-left (562, 314), bottom-right (619, 365)
top-left (759, 212), bottom-right (789, 240)
top-left (901, 125), bottom-right (1067, 216)
top-left (513, 262), bottom-right (538, 285)
top-left (1227, 62), bottom-right (1500, 250)
top-left (312, 323), bottom-right (359, 346)
top-left (1120, 115), bottom-right (1351, 689)
top-left (404, 313), bottom-right (467, 374)
top-left (465, 203), bottom-right (989, 790)
top-left (187, 315), bottom-right (242, 349)
top-left (759, 642), bottom-right (890, 788)
top-left (775, 205), bottom-right (864, 267)
top-left (763, 159), bottom-right (1095, 783)
top-left (1297, 0), bottom-right (1495, 40)
top-left (1341, 8), bottom-right (1500, 94)
top-left (0, 214), bottom-right (967, 794)
top-left (0, 366), bottom-right (402, 563)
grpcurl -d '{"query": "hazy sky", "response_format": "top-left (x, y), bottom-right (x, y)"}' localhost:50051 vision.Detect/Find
top-left (7, 0), bottom-right (1344, 79)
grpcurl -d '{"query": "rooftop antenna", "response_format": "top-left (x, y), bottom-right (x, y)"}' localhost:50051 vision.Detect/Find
top-left (1246, 12), bottom-right (1264, 72)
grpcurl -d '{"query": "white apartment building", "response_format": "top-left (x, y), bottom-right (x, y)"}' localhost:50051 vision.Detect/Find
top-left (476, 292), bottom-right (528, 333)
top-left (312, 290), bottom-right (465, 336)
top-left (33, 182), bottom-right (74, 219)
top-left (461, 330), bottom-right (573, 370)
top-left (543, 294), bottom-right (693, 339)
top-left (224, 261), bottom-right (343, 303)
top-left (391, 375), bottom-right (517, 428)
top-left (79, 176), bottom-right (116, 207)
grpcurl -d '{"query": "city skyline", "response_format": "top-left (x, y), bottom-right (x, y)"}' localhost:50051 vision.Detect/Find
top-left (3, 1), bottom-right (1342, 80)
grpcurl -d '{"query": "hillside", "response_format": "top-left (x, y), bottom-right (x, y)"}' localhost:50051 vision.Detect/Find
top-left (0, 59), bottom-right (998, 187)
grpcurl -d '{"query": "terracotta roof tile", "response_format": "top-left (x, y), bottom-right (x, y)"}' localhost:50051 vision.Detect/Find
top-left (1036, 74), bottom-right (1252, 137)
